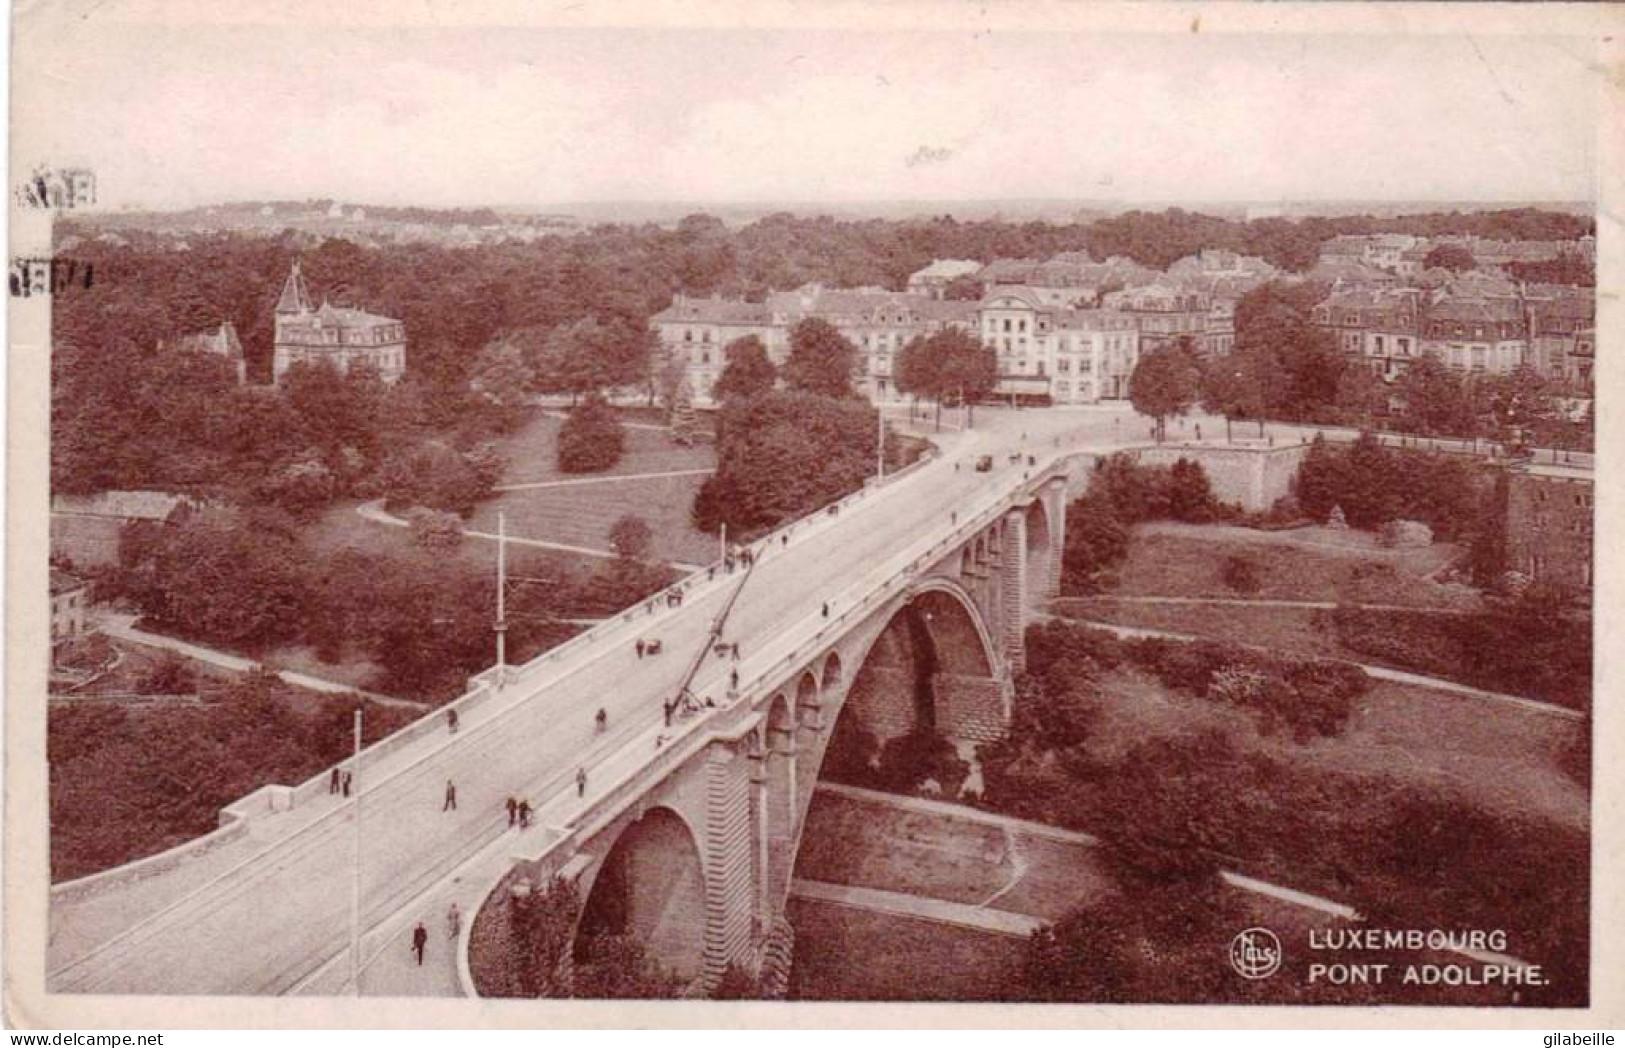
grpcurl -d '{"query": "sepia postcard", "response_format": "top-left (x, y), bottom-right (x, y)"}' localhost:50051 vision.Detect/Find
top-left (5, 0), bottom-right (1623, 1030)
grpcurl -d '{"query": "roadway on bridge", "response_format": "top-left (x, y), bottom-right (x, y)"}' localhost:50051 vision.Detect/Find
top-left (48, 406), bottom-right (1133, 996)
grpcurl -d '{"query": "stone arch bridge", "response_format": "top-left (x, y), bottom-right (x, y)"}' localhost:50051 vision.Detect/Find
top-left (47, 420), bottom-right (1110, 998)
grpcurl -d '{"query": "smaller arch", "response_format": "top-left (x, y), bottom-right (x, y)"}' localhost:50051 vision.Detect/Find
top-left (795, 670), bottom-right (819, 710)
top-left (820, 652), bottom-right (844, 693)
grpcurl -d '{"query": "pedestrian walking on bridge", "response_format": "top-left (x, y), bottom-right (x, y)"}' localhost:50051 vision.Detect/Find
top-left (342, 772), bottom-right (352, 797)
top-left (411, 922), bottom-right (428, 966)
top-left (329, 767), bottom-right (341, 795)
top-left (576, 767), bottom-right (588, 798)
top-left (446, 902), bottom-right (461, 941)
top-left (518, 799), bottom-right (532, 828)
top-left (636, 638), bottom-right (646, 659)
top-left (443, 779), bottom-right (457, 812)
top-left (446, 708), bottom-right (459, 734)
top-left (506, 796), bottom-right (518, 826)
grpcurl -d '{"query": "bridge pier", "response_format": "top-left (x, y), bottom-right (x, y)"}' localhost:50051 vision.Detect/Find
top-left (701, 742), bottom-right (755, 988)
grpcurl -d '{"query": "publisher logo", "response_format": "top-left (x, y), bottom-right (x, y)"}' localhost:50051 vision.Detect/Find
top-left (1229, 927), bottom-right (1283, 980)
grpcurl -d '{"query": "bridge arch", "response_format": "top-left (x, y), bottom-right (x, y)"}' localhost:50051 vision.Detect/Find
top-left (572, 805), bottom-right (706, 987)
top-left (1023, 498), bottom-right (1053, 613)
top-left (826, 577), bottom-right (999, 765)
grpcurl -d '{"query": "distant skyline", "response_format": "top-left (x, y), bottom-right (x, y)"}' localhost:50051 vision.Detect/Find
top-left (15, 18), bottom-right (1600, 211)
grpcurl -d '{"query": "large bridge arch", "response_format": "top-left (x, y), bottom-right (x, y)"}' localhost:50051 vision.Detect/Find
top-left (571, 805), bottom-right (707, 987)
top-left (1022, 498), bottom-right (1053, 614)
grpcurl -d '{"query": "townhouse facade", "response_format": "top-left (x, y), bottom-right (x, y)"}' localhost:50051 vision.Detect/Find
top-left (1314, 276), bottom-right (1596, 386)
top-left (652, 281), bottom-right (1144, 405)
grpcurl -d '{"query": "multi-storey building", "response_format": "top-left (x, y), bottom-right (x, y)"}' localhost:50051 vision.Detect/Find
top-left (1568, 328), bottom-right (1595, 389)
top-left (1421, 297), bottom-right (1529, 376)
top-left (653, 282), bottom-right (1138, 406)
top-left (1103, 283), bottom-right (1232, 358)
top-left (977, 290), bottom-right (1140, 403)
top-left (1504, 464), bottom-right (1593, 591)
top-left (271, 261), bottom-right (407, 384)
top-left (650, 295), bottom-right (783, 398)
top-left (1313, 287), bottom-right (1426, 379)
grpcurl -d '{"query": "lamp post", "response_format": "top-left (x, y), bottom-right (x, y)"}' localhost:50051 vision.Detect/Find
top-left (494, 511), bottom-right (508, 683)
top-left (349, 706), bottom-right (362, 995)
top-left (876, 408), bottom-right (886, 481)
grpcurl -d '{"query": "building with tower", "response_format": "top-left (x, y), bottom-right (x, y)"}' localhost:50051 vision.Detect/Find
top-left (271, 261), bottom-right (407, 384)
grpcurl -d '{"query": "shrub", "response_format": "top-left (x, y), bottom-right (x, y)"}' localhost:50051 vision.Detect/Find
top-left (557, 393), bottom-right (626, 474)
top-left (410, 509), bottom-right (465, 552)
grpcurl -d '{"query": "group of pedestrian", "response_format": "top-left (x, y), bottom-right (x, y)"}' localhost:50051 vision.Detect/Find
top-left (506, 795), bottom-right (533, 828)
top-left (328, 767), bottom-right (353, 797)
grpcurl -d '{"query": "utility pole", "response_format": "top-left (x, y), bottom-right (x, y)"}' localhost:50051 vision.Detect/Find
top-left (495, 511), bottom-right (507, 677)
top-left (349, 706), bottom-right (362, 996)
top-left (719, 521), bottom-right (727, 564)
top-left (877, 408), bottom-right (886, 480)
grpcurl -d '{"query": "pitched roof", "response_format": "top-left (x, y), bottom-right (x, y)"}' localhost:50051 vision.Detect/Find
top-left (909, 259), bottom-right (982, 281)
top-left (275, 261), bottom-right (312, 314)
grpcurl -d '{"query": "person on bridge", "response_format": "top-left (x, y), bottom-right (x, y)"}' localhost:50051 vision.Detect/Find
top-left (443, 779), bottom-right (457, 812)
top-left (596, 707), bottom-right (608, 732)
top-left (518, 799), bottom-right (532, 828)
top-left (446, 902), bottom-right (461, 940)
top-left (576, 767), bottom-right (588, 798)
top-left (506, 796), bottom-right (518, 826)
top-left (411, 922), bottom-right (428, 966)
top-left (329, 767), bottom-right (341, 795)
top-left (821, 601), bottom-right (829, 618)
top-left (729, 668), bottom-right (739, 692)
top-left (635, 638), bottom-right (645, 659)
top-left (446, 708), bottom-right (459, 734)
top-left (342, 772), bottom-right (352, 797)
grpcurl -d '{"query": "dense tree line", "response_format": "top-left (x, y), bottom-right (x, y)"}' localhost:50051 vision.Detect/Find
top-left (109, 506), bottom-right (670, 700)
top-left (1292, 433), bottom-right (1488, 541)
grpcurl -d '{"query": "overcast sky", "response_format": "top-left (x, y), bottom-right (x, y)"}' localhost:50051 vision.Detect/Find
top-left (15, 20), bottom-right (1600, 210)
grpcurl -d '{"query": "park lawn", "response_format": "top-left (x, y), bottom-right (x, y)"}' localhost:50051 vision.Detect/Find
top-left (1078, 665), bottom-right (1586, 834)
top-left (796, 790), bottom-right (1014, 905)
top-left (786, 899), bottom-right (1026, 1001)
top-left (1053, 602), bottom-right (1349, 662)
top-left (493, 409), bottom-right (715, 487)
top-left (1111, 522), bottom-right (1477, 610)
top-left (469, 472), bottom-right (717, 568)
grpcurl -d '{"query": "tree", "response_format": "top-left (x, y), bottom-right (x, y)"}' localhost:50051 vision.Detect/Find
top-left (532, 318), bottom-right (650, 400)
top-left (895, 329), bottom-right (997, 428)
top-left (1423, 243), bottom-right (1477, 273)
top-left (1199, 347), bottom-right (1276, 441)
top-left (1129, 344), bottom-right (1201, 442)
top-left (1059, 497), bottom-right (1129, 594)
top-left (607, 514), bottom-right (653, 562)
top-left (782, 318), bottom-right (859, 399)
top-left (1334, 363), bottom-right (1388, 428)
top-left (692, 392), bottom-right (880, 535)
top-left (712, 335), bottom-right (777, 402)
top-left (556, 393), bottom-right (626, 473)
top-left (1233, 281), bottom-right (1344, 420)
top-left (468, 338), bottom-right (535, 409)
top-left (1396, 355), bottom-right (1474, 436)
top-left (667, 378), bottom-right (699, 447)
